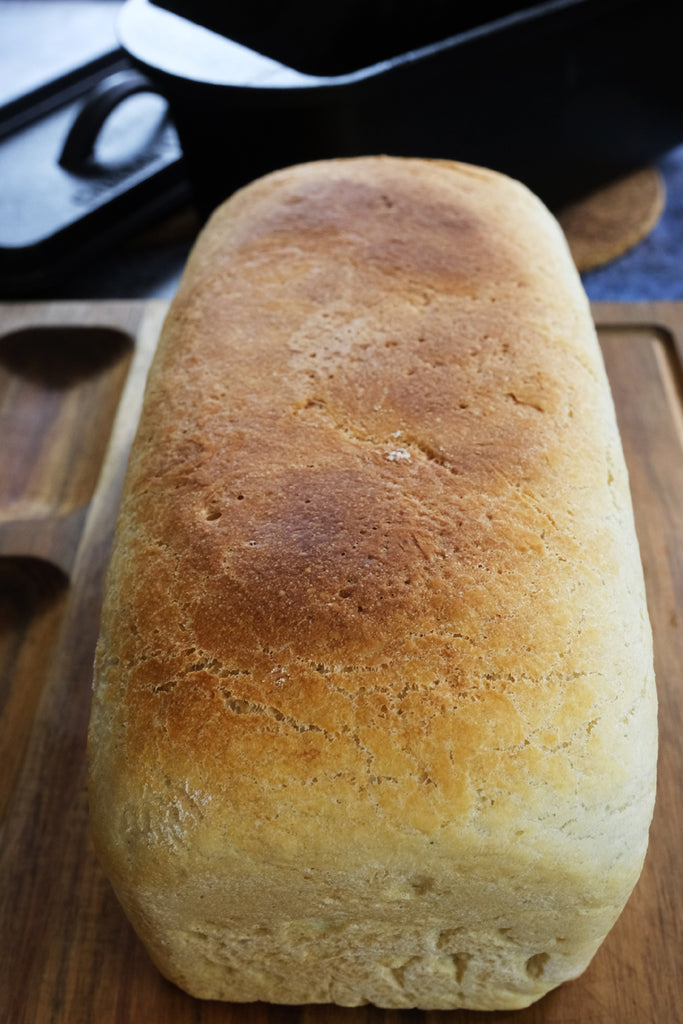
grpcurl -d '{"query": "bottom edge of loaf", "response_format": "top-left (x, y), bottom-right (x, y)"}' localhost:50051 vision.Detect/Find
top-left (138, 921), bottom-right (594, 1012)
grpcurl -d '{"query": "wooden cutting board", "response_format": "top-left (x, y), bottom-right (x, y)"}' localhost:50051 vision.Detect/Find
top-left (0, 300), bottom-right (681, 1023)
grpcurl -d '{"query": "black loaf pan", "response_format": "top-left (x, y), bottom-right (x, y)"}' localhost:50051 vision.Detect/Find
top-left (119, 0), bottom-right (683, 219)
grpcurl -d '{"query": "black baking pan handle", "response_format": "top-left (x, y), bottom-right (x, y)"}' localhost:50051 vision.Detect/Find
top-left (58, 68), bottom-right (163, 172)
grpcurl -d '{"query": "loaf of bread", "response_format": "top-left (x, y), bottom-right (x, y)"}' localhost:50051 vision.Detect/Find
top-left (88, 156), bottom-right (657, 1010)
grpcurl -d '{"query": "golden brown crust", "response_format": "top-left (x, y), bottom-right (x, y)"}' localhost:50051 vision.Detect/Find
top-left (88, 157), bottom-right (657, 1010)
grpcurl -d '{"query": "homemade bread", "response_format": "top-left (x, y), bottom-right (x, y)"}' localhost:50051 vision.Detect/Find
top-left (88, 156), bottom-right (657, 1010)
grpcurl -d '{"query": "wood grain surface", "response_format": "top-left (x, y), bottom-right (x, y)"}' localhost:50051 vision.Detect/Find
top-left (0, 300), bottom-right (680, 1023)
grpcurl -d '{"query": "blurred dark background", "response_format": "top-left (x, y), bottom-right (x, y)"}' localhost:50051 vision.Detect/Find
top-left (3, 0), bottom-right (683, 303)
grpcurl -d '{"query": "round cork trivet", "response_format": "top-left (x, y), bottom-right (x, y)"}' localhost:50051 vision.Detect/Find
top-left (556, 166), bottom-right (665, 272)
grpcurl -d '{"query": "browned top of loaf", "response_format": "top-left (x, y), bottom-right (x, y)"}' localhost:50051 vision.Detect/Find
top-left (92, 157), bottom-right (649, 867)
